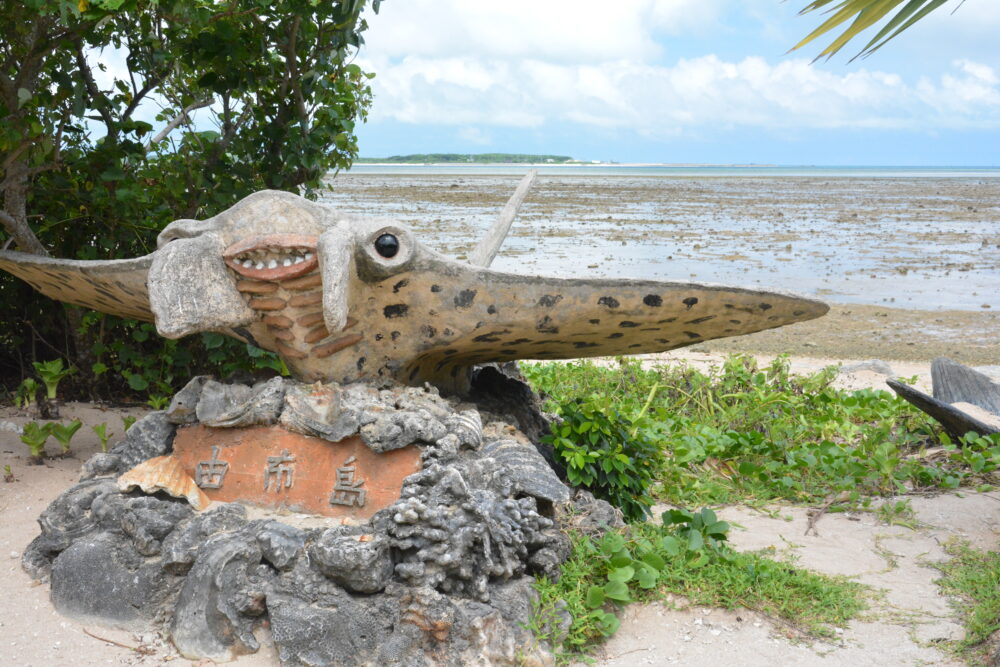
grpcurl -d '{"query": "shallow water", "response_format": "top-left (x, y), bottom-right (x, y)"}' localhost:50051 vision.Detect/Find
top-left (320, 174), bottom-right (1000, 311)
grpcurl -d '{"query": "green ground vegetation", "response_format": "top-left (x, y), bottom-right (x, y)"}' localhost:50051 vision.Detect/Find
top-left (937, 540), bottom-right (1000, 666)
top-left (531, 508), bottom-right (866, 661)
top-left (524, 355), bottom-right (1000, 510)
top-left (523, 355), bottom-right (1000, 660)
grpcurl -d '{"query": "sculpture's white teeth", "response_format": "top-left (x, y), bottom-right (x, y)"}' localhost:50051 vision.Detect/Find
top-left (231, 245), bottom-right (315, 272)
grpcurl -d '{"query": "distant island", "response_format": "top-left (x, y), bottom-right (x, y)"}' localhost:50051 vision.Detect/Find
top-left (355, 153), bottom-right (580, 164)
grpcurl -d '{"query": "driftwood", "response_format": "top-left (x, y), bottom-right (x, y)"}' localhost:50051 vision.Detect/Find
top-left (932, 357), bottom-right (1000, 415)
top-left (468, 169), bottom-right (537, 267)
top-left (888, 376), bottom-right (1000, 442)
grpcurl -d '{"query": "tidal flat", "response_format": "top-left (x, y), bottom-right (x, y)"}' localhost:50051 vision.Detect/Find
top-left (321, 173), bottom-right (1000, 364)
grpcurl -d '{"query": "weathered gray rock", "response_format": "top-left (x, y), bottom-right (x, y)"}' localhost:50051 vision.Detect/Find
top-left (481, 439), bottom-right (570, 503)
top-left (267, 561), bottom-right (400, 667)
top-left (557, 489), bottom-right (625, 534)
top-left (389, 463), bottom-right (556, 601)
top-left (161, 503), bottom-right (249, 574)
top-left (311, 526), bottom-right (394, 594)
top-left (195, 377), bottom-right (285, 427)
top-left (840, 359), bottom-right (896, 377)
top-left (360, 407), bottom-right (449, 453)
top-left (51, 531), bottom-right (178, 630)
top-left (109, 412), bottom-right (176, 470)
top-left (120, 496), bottom-right (194, 557)
top-left (254, 520), bottom-right (307, 571)
top-left (25, 374), bottom-right (580, 665)
top-left (79, 452), bottom-right (123, 480)
top-left (21, 478), bottom-right (117, 579)
top-left (166, 375), bottom-right (210, 424)
top-left (170, 531), bottom-right (267, 661)
top-left (446, 409), bottom-right (484, 450)
top-left (279, 382), bottom-right (361, 442)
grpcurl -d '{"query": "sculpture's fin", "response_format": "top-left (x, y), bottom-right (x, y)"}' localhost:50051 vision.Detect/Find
top-left (400, 267), bottom-right (829, 390)
top-left (0, 250), bottom-right (154, 322)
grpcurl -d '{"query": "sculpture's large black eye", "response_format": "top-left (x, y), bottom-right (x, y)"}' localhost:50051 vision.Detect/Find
top-left (374, 233), bottom-right (399, 258)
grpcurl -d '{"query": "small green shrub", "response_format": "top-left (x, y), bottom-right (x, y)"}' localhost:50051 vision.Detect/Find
top-left (32, 359), bottom-right (74, 400)
top-left (147, 394), bottom-right (171, 410)
top-left (543, 392), bottom-right (664, 522)
top-left (122, 416), bottom-right (137, 432)
top-left (49, 419), bottom-right (83, 455)
top-left (91, 423), bottom-right (113, 453)
top-left (19, 422), bottom-right (52, 460)
top-left (14, 378), bottom-right (39, 409)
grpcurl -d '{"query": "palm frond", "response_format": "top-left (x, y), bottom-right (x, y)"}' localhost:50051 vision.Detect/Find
top-left (790, 0), bottom-right (956, 61)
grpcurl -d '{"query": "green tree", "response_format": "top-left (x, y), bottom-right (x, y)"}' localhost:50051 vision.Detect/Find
top-left (792, 0), bottom-right (960, 60)
top-left (0, 0), bottom-right (380, 395)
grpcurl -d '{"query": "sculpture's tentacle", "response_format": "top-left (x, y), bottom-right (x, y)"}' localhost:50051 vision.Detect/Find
top-left (0, 250), bottom-right (154, 322)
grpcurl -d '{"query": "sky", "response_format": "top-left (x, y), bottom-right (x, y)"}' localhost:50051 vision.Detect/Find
top-left (352, 0), bottom-right (1000, 165)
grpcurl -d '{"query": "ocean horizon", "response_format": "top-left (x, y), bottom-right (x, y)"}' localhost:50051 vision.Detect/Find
top-left (345, 164), bottom-right (1000, 178)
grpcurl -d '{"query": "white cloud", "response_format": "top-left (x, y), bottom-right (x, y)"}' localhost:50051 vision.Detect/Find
top-left (364, 0), bottom-right (719, 64)
top-left (363, 54), bottom-right (1000, 133)
top-left (359, 1), bottom-right (1000, 135)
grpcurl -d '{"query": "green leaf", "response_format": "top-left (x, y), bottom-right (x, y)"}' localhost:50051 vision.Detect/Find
top-left (636, 564), bottom-right (659, 589)
top-left (641, 551), bottom-right (666, 571)
top-left (600, 533), bottom-right (626, 555)
top-left (603, 579), bottom-right (631, 602)
top-left (585, 585), bottom-right (606, 609)
top-left (596, 610), bottom-right (620, 636)
top-left (17, 88), bottom-right (31, 108)
top-left (608, 566), bottom-right (635, 583)
top-left (687, 530), bottom-right (704, 552)
top-left (687, 551), bottom-right (710, 569)
top-left (126, 373), bottom-right (149, 391)
top-left (706, 521), bottom-right (730, 537)
top-left (661, 535), bottom-right (681, 556)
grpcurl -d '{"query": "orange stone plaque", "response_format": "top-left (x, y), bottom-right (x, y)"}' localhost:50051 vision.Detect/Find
top-left (171, 425), bottom-right (421, 519)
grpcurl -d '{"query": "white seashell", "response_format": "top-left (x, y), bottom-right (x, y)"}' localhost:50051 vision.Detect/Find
top-left (117, 456), bottom-right (209, 510)
top-left (447, 410), bottom-right (483, 448)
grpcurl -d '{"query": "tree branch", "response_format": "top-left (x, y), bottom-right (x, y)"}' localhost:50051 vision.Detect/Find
top-left (144, 97), bottom-right (213, 152)
top-left (74, 42), bottom-right (117, 142)
top-left (0, 163), bottom-right (59, 194)
top-left (0, 208), bottom-right (47, 255)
